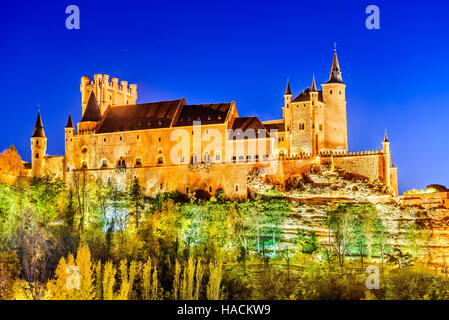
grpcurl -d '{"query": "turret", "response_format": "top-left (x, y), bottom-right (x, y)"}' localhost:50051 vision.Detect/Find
top-left (78, 92), bottom-right (100, 133)
top-left (322, 46), bottom-right (348, 151)
top-left (382, 129), bottom-right (391, 189)
top-left (31, 111), bottom-right (47, 177)
top-left (284, 79), bottom-right (292, 107)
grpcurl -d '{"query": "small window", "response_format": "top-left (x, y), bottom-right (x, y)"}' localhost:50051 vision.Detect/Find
top-left (35, 153), bottom-right (39, 159)
top-left (238, 155), bottom-right (244, 162)
top-left (36, 140), bottom-right (39, 146)
top-left (82, 161), bottom-right (87, 169)
top-left (215, 153), bottom-right (221, 161)
top-left (157, 156), bottom-right (164, 165)
top-left (137, 135), bottom-right (140, 140)
top-left (287, 126), bottom-right (290, 132)
top-left (204, 153), bottom-right (211, 164)
top-left (135, 158), bottom-right (142, 167)
top-left (192, 154), bottom-right (198, 164)
top-left (104, 138), bottom-right (107, 142)
top-left (255, 155), bottom-right (259, 162)
top-left (235, 185), bottom-right (239, 192)
top-left (232, 156), bottom-right (237, 163)
top-left (158, 137), bottom-right (161, 142)
top-left (101, 160), bottom-right (107, 168)
top-left (160, 183), bottom-right (163, 190)
top-left (263, 154), bottom-right (269, 161)
top-left (81, 146), bottom-right (87, 153)
top-left (319, 124), bottom-right (323, 131)
top-left (180, 155), bottom-right (185, 163)
top-left (209, 186), bottom-right (213, 193)
top-left (120, 136), bottom-right (123, 141)
top-left (330, 90), bottom-right (333, 94)
top-left (246, 155), bottom-right (252, 162)
top-left (312, 124), bottom-right (315, 129)
top-left (66, 166), bottom-right (70, 172)
top-left (186, 187), bottom-right (189, 193)
top-left (339, 90), bottom-right (342, 95)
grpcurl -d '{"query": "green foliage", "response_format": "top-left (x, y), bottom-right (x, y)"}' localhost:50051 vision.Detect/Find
top-left (295, 229), bottom-right (318, 255)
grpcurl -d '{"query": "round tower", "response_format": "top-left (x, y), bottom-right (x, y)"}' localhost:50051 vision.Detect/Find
top-left (322, 47), bottom-right (348, 151)
top-left (382, 129), bottom-right (391, 189)
top-left (30, 111), bottom-right (47, 177)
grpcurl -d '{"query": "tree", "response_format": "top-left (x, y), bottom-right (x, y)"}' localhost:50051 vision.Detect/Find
top-left (325, 204), bottom-right (354, 269)
top-left (296, 229), bottom-right (318, 255)
top-left (128, 177), bottom-right (145, 230)
top-left (206, 258), bottom-right (223, 300)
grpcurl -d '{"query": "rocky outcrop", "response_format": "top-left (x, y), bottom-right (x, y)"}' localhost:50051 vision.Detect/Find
top-left (248, 164), bottom-right (449, 271)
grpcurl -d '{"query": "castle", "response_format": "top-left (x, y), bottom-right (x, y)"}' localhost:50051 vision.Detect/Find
top-left (28, 49), bottom-right (398, 197)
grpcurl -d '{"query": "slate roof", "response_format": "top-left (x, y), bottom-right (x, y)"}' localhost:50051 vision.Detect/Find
top-left (81, 92), bottom-right (101, 122)
top-left (174, 103), bottom-right (231, 127)
top-left (229, 117), bottom-right (269, 140)
top-left (32, 111), bottom-right (45, 138)
top-left (96, 100), bottom-right (182, 133)
top-left (65, 113), bottom-right (74, 128)
top-left (292, 88), bottom-right (323, 103)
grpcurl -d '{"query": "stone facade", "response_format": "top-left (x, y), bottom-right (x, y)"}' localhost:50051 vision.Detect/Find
top-left (26, 49), bottom-right (398, 197)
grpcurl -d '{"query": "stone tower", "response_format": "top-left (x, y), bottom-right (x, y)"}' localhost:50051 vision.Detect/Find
top-left (80, 74), bottom-right (137, 119)
top-left (31, 111), bottom-right (47, 177)
top-left (382, 129), bottom-right (391, 189)
top-left (65, 113), bottom-right (74, 161)
top-left (282, 80), bottom-right (293, 154)
top-left (322, 48), bottom-right (348, 151)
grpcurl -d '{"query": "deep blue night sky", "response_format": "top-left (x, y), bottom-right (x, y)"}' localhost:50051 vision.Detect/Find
top-left (1, 0), bottom-right (448, 194)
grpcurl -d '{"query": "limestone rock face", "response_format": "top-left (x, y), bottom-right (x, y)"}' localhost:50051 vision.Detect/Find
top-left (248, 164), bottom-right (449, 271)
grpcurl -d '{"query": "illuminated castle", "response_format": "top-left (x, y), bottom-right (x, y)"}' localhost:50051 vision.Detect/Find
top-left (28, 49), bottom-right (398, 197)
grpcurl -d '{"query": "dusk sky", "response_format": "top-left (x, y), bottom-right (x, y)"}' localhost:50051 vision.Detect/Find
top-left (1, 0), bottom-right (448, 194)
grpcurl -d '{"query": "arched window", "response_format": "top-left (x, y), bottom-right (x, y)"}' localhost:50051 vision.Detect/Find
top-left (330, 90), bottom-right (333, 94)
top-left (235, 185), bottom-right (239, 192)
top-left (135, 158), bottom-right (142, 167)
top-left (157, 156), bottom-right (164, 165)
top-left (246, 155), bottom-right (252, 162)
top-left (101, 160), bottom-right (108, 168)
top-left (238, 155), bottom-right (244, 163)
top-left (215, 152), bottom-right (220, 162)
top-left (254, 155), bottom-right (259, 162)
top-left (35, 153), bottom-right (39, 159)
top-left (81, 161), bottom-right (87, 169)
top-left (204, 152), bottom-right (211, 164)
top-left (117, 157), bottom-right (126, 168)
top-left (192, 153), bottom-right (198, 164)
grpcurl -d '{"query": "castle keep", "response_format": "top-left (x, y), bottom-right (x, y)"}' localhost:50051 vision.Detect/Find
top-left (28, 49), bottom-right (398, 197)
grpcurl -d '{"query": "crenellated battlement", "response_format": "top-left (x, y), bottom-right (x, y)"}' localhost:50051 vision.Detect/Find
top-left (80, 74), bottom-right (138, 118)
top-left (280, 149), bottom-right (384, 161)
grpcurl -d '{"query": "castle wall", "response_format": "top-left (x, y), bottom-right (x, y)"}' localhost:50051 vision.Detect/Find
top-left (43, 156), bottom-right (65, 180)
top-left (67, 162), bottom-right (276, 200)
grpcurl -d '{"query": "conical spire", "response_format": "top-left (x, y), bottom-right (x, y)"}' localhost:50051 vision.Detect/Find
top-left (384, 129), bottom-right (389, 142)
top-left (311, 74), bottom-right (318, 91)
top-left (285, 79), bottom-right (292, 95)
top-left (32, 111), bottom-right (46, 138)
top-left (81, 92), bottom-right (101, 122)
top-left (327, 46), bottom-right (344, 84)
top-left (65, 113), bottom-right (74, 128)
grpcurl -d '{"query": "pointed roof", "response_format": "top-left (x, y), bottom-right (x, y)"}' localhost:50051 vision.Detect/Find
top-left (65, 113), bottom-right (74, 128)
top-left (327, 48), bottom-right (344, 84)
top-left (311, 74), bottom-right (318, 92)
top-left (32, 111), bottom-right (46, 138)
top-left (285, 79), bottom-right (292, 95)
top-left (384, 129), bottom-right (389, 142)
top-left (81, 92), bottom-right (101, 122)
